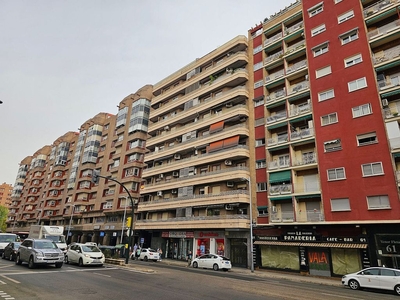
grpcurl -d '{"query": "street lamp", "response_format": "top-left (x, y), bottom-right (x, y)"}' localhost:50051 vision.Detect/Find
top-left (121, 197), bottom-right (129, 244)
top-left (66, 204), bottom-right (75, 244)
top-left (242, 177), bottom-right (254, 273)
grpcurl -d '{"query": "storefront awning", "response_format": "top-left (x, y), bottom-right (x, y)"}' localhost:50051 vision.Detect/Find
top-left (254, 241), bottom-right (368, 249)
top-left (269, 196), bottom-right (293, 201)
top-left (269, 170), bottom-right (291, 183)
top-left (254, 241), bottom-right (301, 246)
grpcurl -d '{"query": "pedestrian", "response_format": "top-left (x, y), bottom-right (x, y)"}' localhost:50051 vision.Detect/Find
top-left (158, 248), bottom-right (163, 261)
top-left (187, 250), bottom-right (192, 267)
top-left (136, 246), bottom-right (141, 260)
top-left (133, 244), bottom-right (138, 260)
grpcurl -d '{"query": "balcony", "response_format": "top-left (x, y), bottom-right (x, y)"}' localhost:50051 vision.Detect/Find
top-left (285, 21), bottom-right (303, 36)
top-left (289, 81), bottom-right (309, 95)
top-left (378, 72), bottom-right (400, 91)
top-left (286, 60), bottom-right (307, 75)
top-left (270, 211), bottom-right (294, 223)
top-left (364, 0), bottom-right (399, 18)
top-left (264, 50), bottom-right (283, 65)
top-left (267, 133), bottom-right (289, 147)
top-left (265, 87), bottom-right (286, 103)
top-left (266, 111), bottom-right (287, 124)
top-left (373, 45), bottom-right (400, 65)
top-left (268, 159), bottom-right (290, 171)
top-left (290, 127), bottom-right (314, 141)
top-left (265, 69), bottom-right (285, 83)
top-left (284, 40), bottom-right (305, 56)
top-left (293, 152), bottom-right (317, 166)
top-left (289, 101), bottom-right (311, 117)
top-left (368, 19), bottom-right (400, 41)
top-left (383, 100), bottom-right (400, 118)
top-left (269, 184), bottom-right (292, 195)
top-left (264, 32), bottom-right (283, 47)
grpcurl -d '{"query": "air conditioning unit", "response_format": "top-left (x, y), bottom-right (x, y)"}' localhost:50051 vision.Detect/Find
top-left (171, 189), bottom-right (178, 194)
top-left (226, 181), bottom-right (234, 187)
top-left (164, 126), bottom-right (170, 131)
top-left (226, 68), bottom-right (233, 74)
top-left (272, 206), bottom-right (277, 213)
top-left (225, 160), bottom-right (232, 166)
top-left (172, 171), bottom-right (179, 177)
top-left (157, 191), bottom-right (163, 196)
top-left (225, 204), bottom-right (233, 210)
top-left (174, 154), bottom-right (181, 159)
top-left (382, 98), bottom-right (389, 107)
top-left (225, 102), bottom-right (233, 107)
top-left (159, 174), bottom-right (164, 178)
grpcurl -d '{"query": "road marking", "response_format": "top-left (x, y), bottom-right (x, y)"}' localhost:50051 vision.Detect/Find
top-left (321, 293), bottom-right (364, 300)
top-left (0, 276), bottom-right (20, 284)
top-left (0, 281), bottom-right (6, 285)
top-left (93, 272), bottom-right (111, 278)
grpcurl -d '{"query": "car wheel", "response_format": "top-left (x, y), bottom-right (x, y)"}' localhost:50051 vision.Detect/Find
top-left (395, 285), bottom-right (400, 295)
top-left (9, 254), bottom-right (14, 261)
top-left (213, 264), bottom-right (219, 271)
top-left (192, 261), bottom-right (198, 268)
top-left (144, 256), bottom-right (148, 261)
top-left (15, 254), bottom-right (22, 265)
top-left (131, 254), bottom-right (135, 260)
top-left (28, 256), bottom-right (35, 269)
top-left (55, 262), bottom-right (63, 268)
top-left (1, 252), bottom-right (5, 259)
top-left (348, 279), bottom-right (360, 290)
top-left (64, 256), bottom-right (69, 264)
top-left (78, 258), bottom-right (84, 267)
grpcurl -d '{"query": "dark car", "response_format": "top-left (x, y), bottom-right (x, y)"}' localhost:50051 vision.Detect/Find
top-left (1, 242), bottom-right (21, 261)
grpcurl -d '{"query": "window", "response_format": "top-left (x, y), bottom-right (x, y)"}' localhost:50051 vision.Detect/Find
top-left (321, 112), bottom-right (338, 126)
top-left (253, 45), bottom-right (262, 54)
top-left (345, 53), bottom-right (362, 68)
top-left (340, 29), bottom-right (358, 45)
top-left (254, 80), bottom-right (264, 89)
top-left (312, 42), bottom-right (329, 57)
top-left (258, 207), bottom-right (268, 216)
top-left (255, 138), bottom-right (265, 147)
top-left (324, 139), bottom-right (342, 152)
top-left (257, 182), bottom-right (267, 192)
top-left (327, 167), bottom-right (345, 180)
top-left (318, 89), bottom-right (335, 101)
top-left (352, 103), bottom-right (371, 117)
top-left (254, 62), bottom-right (263, 71)
top-left (331, 198), bottom-right (351, 211)
top-left (254, 98), bottom-right (264, 107)
top-left (316, 65), bottom-right (332, 78)
top-left (362, 162), bottom-right (383, 176)
top-left (338, 10), bottom-right (354, 23)
top-left (308, 2), bottom-right (323, 17)
top-left (367, 195), bottom-right (390, 209)
top-left (311, 24), bottom-right (326, 36)
top-left (357, 132), bottom-right (377, 146)
top-left (348, 77), bottom-right (367, 92)
top-left (256, 160), bottom-right (266, 169)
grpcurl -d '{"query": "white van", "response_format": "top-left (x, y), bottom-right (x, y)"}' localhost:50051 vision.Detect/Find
top-left (0, 233), bottom-right (18, 256)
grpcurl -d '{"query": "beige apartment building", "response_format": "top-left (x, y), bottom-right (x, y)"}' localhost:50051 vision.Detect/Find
top-left (0, 183), bottom-right (13, 207)
top-left (137, 35), bottom-right (255, 267)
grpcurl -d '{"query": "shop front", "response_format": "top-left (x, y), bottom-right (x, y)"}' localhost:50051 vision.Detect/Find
top-left (194, 231), bottom-right (225, 257)
top-left (162, 231), bottom-right (194, 260)
top-left (375, 234), bottom-right (400, 268)
top-left (255, 229), bottom-right (369, 277)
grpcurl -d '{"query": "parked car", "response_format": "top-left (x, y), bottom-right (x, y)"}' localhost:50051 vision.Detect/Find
top-left (1, 242), bottom-right (21, 261)
top-left (130, 248), bottom-right (159, 262)
top-left (65, 242), bottom-right (105, 267)
top-left (342, 267), bottom-right (400, 295)
top-left (15, 238), bottom-right (64, 269)
top-left (191, 254), bottom-right (232, 271)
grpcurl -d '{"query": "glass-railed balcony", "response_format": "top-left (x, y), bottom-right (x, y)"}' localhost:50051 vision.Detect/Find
top-left (265, 87), bottom-right (286, 103)
top-left (383, 99), bottom-right (400, 118)
top-left (268, 159), bottom-right (290, 170)
top-left (269, 184), bottom-right (292, 195)
top-left (264, 32), bottom-right (283, 47)
top-left (286, 60), bottom-right (307, 75)
top-left (264, 50), bottom-right (283, 65)
top-left (289, 101), bottom-right (311, 117)
top-left (290, 127), bottom-right (314, 141)
top-left (378, 72), bottom-right (400, 90)
top-left (364, 0), bottom-right (400, 18)
top-left (284, 40), bottom-right (305, 56)
top-left (265, 69), bottom-right (284, 83)
top-left (284, 21), bottom-right (303, 36)
top-left (368, 19), bottom-right (400, 41)
top-left (267, 133), bottom-right (289, 146)
top-left (289, 81), bottom-right (309, 95)
top-left (270, 211), bottom-right (294, 223)
top-left (266, 111), bottom-right (287, 124)
top-left (292, 152), bottom-right (317, 166)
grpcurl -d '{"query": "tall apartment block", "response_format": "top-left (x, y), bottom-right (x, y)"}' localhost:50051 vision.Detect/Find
top-left (249, 0), bottom-right (400, 276)
top-left (138, 36), bottom-right (254, 267)
top-left (0, 183), bottom-right (13, 207)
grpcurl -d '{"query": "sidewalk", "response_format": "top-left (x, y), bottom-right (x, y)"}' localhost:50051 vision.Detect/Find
top-left (136, 258), bottom-right (342, 287)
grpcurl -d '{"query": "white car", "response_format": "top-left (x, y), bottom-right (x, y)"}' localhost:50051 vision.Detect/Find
top-left (131, 248), bottom-right (159, 262)
top-left (65, 243), bottom-right (105, 267)
top-left (192, 254), bottom-right (232, 271)
top-left (342, 267), bottom-right (400, 295)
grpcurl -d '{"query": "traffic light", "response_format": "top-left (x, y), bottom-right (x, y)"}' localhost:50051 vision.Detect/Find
top-left (126, 217), bottom-right (132, 228)
top-left (91, 169), bottom-right (100, 184)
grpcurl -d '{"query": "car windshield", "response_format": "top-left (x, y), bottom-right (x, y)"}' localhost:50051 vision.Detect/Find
top-left (81, 245), bottom-right (101, 252)
top-left (35, 241), bottom-right (57, 249)
top-left (44, 235), bottom-right (66, 243)
top-left (0, 235), bottom-right (17, 243)
top-left (14, 242), bottom-right (21, 248)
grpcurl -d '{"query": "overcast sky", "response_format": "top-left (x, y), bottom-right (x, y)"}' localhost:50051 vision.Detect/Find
top-left (0, 0), bottom-right (294, 185)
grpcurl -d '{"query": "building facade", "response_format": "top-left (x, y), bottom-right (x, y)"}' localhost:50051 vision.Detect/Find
top-left (0, 183), bottom-right (13, 207)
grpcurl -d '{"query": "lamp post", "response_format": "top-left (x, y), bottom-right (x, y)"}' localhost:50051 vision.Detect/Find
top-left (66, 204), bottom-right (75, 244)
top-left (121, 197), bottom-right (128, 244)
top-left (242, 177), bottom-right (254, 273)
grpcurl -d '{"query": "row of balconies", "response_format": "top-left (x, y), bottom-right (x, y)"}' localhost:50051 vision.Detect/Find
top-left (270, 210), bottom-right (324, 223)
top-left (364, 0), bottom-right (400, 18)
top-left (268, 152), bottom-right (317, 171)
top-left (266, 102), bottom-right (311, 124)
top-left (264, 21), bottom-right (303, 47)
top-left (267, 127), bottom-right (314, 147)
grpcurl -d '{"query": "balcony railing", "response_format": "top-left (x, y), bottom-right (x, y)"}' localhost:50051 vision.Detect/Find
top-left (264, 32), bottom-right (283, 47)
top-left (293, 152), bottom-right (317, 166)
top-left (289, 81), bottom-right (309, 95)
top-left (266, 87), bottom-right (286, 102)
top-left (368, 19), bottom-right (400, 41)
top-left (290, 127), bottom-right (314, 141)
top-left (285, 40), bottom-right (305, 56)
top-left (268, 159), bottom-right (290, 170)
top-left (378, 72), bottom-right (400, 90)
top-left (285, 21), bottom-right (303, 35)
top-left (364, 0), bottom-right (399, 18)
top-left (289, 101), bottom-right (311, 117)
top-left (269, 184), bottom-right (292, 195)
top-left (286, 60), bottom-right (307, 75)
top-left (270, 211), bottom-right (294, 223)
top-left (137, 214), bottom-right (249, 223)
top-left (373, 45), bottom-right (400, 64)
top-left (267, 133), bottom-right (289, 146)
top-left (265, 69), bottom-right (285, 83)
top-left (264, 50), bottom-right (283, 64)
top-left (306, 210), bottom-right (324, 222)
top-left (266, 111), bottom-right (287, 124)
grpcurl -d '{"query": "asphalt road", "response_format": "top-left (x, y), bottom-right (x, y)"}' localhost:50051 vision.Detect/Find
top-left (0, 259), bottom-right (398, 300)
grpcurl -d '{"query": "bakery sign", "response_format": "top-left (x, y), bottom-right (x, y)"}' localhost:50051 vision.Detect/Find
top-left (282, 231), bottom-right (321, 241)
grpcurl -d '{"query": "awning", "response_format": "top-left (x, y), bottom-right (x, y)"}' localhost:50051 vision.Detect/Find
top-left (296, 194), bottom-right (321, 199)
top-left (366, 8), bottom-right (396, 25)
top-left (223, 135), bottom-right (239, 148)
top-left (375, 60), bottom-right (400, 72)
top-left (254, 241), bottom-right (368, 249)
top-left (290, 114), bottom-right (312, 123)
top-left (268, 145), bottom-right (289, 152)
top-left (266, 99), bottom-right (286, 109)
top-left (253, 95), bottom-right (264, 102)
top-left (208, 140), bottom-right (224, 153)
top-left (257, 206), bottom-right (268, 210)
top-left (269, 170), bottom-right (291, 183)
top-left (209, 121), bottom-right (224, 134)
top-left (381, 89), bottom-right (400, 98)
top-left (288, 90), bottom-right (310, 102)
top-left (269, 196), bottom-right (293, 201)
top-left (254, 241), bottom-right (301, 246)
top-left (393, 152), bottom-right (400, 158)
top-left (267, 122), bottom-right (287, 130)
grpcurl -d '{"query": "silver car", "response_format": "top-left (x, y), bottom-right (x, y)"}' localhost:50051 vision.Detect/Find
top-left (342, 267), bottom-right (400, 295)
top-left (16, 238), bottom-right (64, 269)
